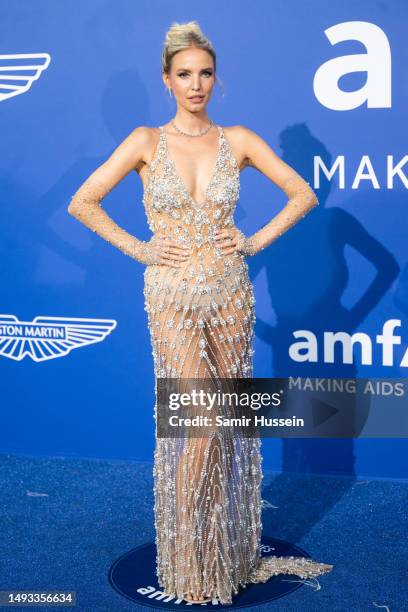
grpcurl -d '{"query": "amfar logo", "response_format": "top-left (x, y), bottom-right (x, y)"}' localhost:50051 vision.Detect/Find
top-left (314, 21), bottom-right (391, 110)
top-left (0, 314), bottom-right (116, 362)
top-left (290, 319), bottom-right (407, 367)
top-left (0, 53), bottom-right (51, 102)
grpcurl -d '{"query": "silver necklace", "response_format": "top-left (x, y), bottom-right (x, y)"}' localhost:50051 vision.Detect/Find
top-left (170, 119), bottom-right (214, 137)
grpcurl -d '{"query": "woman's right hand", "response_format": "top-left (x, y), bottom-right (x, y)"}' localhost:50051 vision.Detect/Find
top-left (141, 235), bottom-right (193, 268)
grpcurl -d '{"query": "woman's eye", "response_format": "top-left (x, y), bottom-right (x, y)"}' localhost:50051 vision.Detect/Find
top-left (177, 71), bottom-right (213, 78)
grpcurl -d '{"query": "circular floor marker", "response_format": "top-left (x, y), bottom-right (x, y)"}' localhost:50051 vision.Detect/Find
top-left (108, 536), bottom-right (321, 608)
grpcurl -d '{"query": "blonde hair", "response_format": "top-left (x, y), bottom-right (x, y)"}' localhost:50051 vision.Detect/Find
top-left (161, 20), bottom-right (217, 75)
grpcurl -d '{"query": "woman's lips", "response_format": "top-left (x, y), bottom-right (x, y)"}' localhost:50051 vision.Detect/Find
top-left (189, 96), bottom-right (204, 102)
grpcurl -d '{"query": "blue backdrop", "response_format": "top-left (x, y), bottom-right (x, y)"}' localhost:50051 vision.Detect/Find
top-left (1, 1), bottom-right (407, 479)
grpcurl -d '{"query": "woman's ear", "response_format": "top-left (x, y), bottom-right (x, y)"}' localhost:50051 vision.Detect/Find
top-left (162, 71), bottom-right (169, 89)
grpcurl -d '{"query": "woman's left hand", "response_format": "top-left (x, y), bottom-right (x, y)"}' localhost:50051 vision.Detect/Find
top-left (214, 227), bottom-right (246, 255)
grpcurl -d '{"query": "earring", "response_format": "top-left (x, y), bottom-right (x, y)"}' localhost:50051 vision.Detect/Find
top-left (167, 87), bottom-right (173, 98)
top-left (216, 79), bottom-right (226, 100)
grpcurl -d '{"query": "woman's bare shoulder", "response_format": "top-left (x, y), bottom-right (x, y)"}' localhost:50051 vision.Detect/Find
top-left (125, 126), bottom-right (162, 170)
top-left (128, 125), bottom-right (161, 145)
top-left (222, 125), bottom-right (256, 171)
top-left (223, 124), bottom-right (258, 142)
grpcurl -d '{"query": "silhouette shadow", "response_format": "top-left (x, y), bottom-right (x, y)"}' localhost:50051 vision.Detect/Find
top-left (242, 122), bottom-right (399, 546)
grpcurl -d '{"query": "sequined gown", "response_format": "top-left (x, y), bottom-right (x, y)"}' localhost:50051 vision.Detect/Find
top-left (68, 124), bottom-right (333, 605)
top-left (142, 126), bottom-right (332, 603)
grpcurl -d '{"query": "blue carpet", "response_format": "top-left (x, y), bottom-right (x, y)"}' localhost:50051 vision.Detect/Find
top-left (0, 453), bottom-right (406, 611)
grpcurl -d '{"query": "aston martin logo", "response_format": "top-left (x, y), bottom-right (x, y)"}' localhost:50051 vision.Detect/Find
top-left (0, 314), bottom-right (117, 362)
top-left (0, 53), bottom-right (51, 102)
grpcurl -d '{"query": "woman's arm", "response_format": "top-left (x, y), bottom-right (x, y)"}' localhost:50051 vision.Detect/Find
top-left (221, 126), bottom-right (319, 257)
top-left (67, 127), bottom-right (191, 268)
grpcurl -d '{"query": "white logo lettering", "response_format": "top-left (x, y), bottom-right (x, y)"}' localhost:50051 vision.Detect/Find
top-left (313, 21), bottom-right (391, 110)
top-left (0, 314), bottom-right (116, 362)
top-left (290, 320), bottom-right (407, 366)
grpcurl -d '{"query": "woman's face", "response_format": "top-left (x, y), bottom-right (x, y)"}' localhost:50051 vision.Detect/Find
top-left (163, 46), bottom-right (215, 112)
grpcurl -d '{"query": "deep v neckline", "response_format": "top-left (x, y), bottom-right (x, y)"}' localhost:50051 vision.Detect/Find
top-left (160, 124), bottom-right (222, 208)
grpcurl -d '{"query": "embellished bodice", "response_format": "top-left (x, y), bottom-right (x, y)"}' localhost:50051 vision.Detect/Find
top-left (142, 125), bottom-right (241, 267)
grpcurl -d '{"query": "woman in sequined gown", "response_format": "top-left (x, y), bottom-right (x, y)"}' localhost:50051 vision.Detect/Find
top-left (68, 21), bottom-right (333, 606)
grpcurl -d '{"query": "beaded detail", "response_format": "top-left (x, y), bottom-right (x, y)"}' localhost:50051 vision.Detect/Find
top-left (141, 125), bottom-right (331, 604)
top-left (68, 124), bottom-right (331, 605)
top-left (67, 177), bottom-right (158, 265)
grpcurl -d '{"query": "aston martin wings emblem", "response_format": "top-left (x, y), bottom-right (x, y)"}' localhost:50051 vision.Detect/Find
top-left (0, 53), bottom-right (51, 102)
top-left (0, 314), bottom-right (117, 362)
